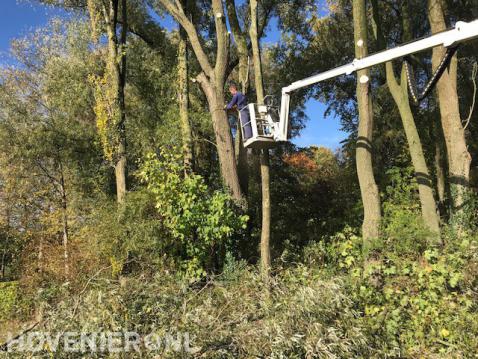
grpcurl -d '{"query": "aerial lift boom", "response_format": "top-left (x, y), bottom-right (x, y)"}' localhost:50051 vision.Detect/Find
top-left (241, 19), bottom-right (478, 149)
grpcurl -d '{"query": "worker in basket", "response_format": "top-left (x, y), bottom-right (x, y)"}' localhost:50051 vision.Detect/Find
top-left (224, 82), bottom-right (253, 140)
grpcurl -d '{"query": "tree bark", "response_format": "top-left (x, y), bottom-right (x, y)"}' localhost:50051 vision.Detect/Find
top-left (226, 0), bottom-right (250, 196)
top-left (250, 0), bottom-right (264, 103)
top-left (157, 0), bottom-right (244, 202)
top-left (115, 141), bottom-right (127, 203)
top-left (435, 142), bottom-right (446, 206)
top-left (197, 74), bottom-right (244, 201)
top-left (62, 218), bottom-right (69, 277)
top-left (428, 0), bottom-right (472, 224)
top-left (250, 0), bottom-right (271, 279)
top-left (117, 0), bottom-right (128, 203)
top-left (385, 64), bottom-right (441, 237)
top-left (433, 117), bottom-right (447, 214)
top-left (38, 234), bottom-right (43, 275)
top-left (103, 0), bottom-right (128, 203)
top-left (372, 0), bottom-right (440, 238)
top-left (235, 127), bottom-right (249, 195)
top-left (59, 167), bottom-right (69, 277)
top-left (353, 0), bottom-right (382, 250)
top-left (259, 149), bottom-right (271, 278)
top-left (225, 0), bottom-right (249, 91)
top-left (1, 251), bottom-right (5, 280)
top-left (178, 24), bottom-right (194, 174)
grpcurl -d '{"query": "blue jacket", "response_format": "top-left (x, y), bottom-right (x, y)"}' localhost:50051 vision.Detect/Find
top-left (226, 92), bottom-right (248, 111)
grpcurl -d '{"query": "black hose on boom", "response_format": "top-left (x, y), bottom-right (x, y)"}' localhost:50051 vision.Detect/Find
top-left (404, 46), bottom-right (459, 105)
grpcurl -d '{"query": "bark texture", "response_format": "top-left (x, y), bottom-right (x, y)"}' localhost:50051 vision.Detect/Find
top-left (372, 0), bottom-right (440, 238)
top-left (259, 149), bottom-right (271, 278)
top-left (197, 74), bottom-right (244, 201)
top-left (226, 0), bottom-right (249, 195)
top-left (250, 0), bottom-right (271, 279)
top-left (59, 162), bottom-right (69, 277)
top-left (103, 0), bottom-right (128, 203)
top-left (428, 0), bottom-right (472, 222)
top-left (235, 127), bottom-right (249, 195)
top-left (385, 64), bottom-right (441, 236)
top-left (353, 0), bottom-right (382, 248)
top-left (433, 118), bottom-right (447, 213)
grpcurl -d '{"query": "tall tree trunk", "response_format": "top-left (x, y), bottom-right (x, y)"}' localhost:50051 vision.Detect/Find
top-left (386, 64), bottom-right (441, 237)
top-left (178, 25), bottom-right (194, 174)
top-left (435, 141), bottom-right (446, 206)
top-left (226, 0), bottom-right (249, 196)
top-left (372, 0), bottom-right (440, 238)
top-left (116, 0), bottom-right (128, 203)
top-left (59, 172), bottom-right (69, 278)
top-left (225, 0), bottom-right (249, 93)
top-left (115, 140), bottom-right (127, 203)
top-left (62, 218), bottom-right (69, 277)
top-left (428, 0), bottom-right (472, 226)
top-left (1, 205), bottom-right (9, 280)
top-left (236, 58), bottom-right (249, 196)
top-left (235, 127), bottom-right (249, 195)
top-left (353, 0), bottom-right (381, 251)
top-left (1, 251), bottom-right (5, 280)
top-left (197, 74), bottom-right (244, 201)
top-left (38, 236), bottom-right (43, 275)
top-left (250, 0), bottom-right (271, 279)
top-left (158, 0), bottom-right (244, 202)
top-left (433, 117), bottom-right (447, 215)
top-left (103, 0), bottom-right (127, 203)
top-left (259, 149), bottom-right (271, 278)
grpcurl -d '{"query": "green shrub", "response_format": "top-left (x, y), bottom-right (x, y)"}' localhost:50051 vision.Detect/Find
top-left (138, 149), bottom-right (248, 279)
top-left (0, 281), bottom-right (18, 321)
top-left (301, 219), bottom-right (478, 357)
top-left (334, 223), bottom-right (478, 356)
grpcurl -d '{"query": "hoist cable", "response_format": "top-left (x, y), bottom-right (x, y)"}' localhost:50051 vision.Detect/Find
top-left (404, 46), bottom-right (459, 105)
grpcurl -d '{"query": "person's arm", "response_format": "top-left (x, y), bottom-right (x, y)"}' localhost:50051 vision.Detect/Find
top-left (226, 93), bottom-right (238, 110)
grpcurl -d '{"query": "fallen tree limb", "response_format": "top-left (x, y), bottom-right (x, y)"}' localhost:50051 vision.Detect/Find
top-left (0, 320), bottom-right (40, 351)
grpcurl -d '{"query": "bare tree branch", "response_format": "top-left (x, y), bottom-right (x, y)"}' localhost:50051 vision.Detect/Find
top-left (225, 0), bottom-right (247, 48)
top-left (225, 0), bottom-right (273, 80)
top-left (155, 0), bottom-right (214, 77)
top-left (0, 322), bottom-right (40, 352)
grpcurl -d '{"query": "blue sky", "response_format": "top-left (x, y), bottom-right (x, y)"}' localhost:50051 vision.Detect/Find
top-left (0, 0), bottom-right (346, 149)
top-left (0, 1), bottom-right (64, 59)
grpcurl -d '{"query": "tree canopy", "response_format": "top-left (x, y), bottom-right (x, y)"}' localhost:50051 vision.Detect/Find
top-left (0, 0), bottom-right (478, 356)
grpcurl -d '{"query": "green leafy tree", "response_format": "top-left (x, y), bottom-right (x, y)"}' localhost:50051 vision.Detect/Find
top-left (139, 148), bottom-right (248, 278)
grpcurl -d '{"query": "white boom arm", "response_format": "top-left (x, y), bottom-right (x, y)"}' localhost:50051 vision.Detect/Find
top-left (276, 19), bottom-right (478, 142)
